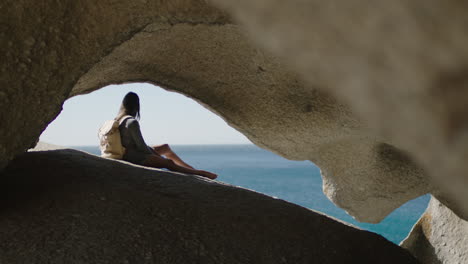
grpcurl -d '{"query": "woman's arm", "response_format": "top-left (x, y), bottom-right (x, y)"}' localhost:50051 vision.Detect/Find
top-left (127, 119), bottom-right (153, 155)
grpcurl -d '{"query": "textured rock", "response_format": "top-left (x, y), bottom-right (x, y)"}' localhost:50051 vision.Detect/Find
top-left (0, 149), bottom-right (419, 264)
top-left (401, 197), bottom-right (468, 264)
top-left (2, 1), bottom-right (468, 262)
top-left (207, 0), bottom-right (468, 219)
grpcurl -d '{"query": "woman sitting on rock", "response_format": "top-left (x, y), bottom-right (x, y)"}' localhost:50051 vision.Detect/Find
top-left (116, 91), bottom-right (217, 180)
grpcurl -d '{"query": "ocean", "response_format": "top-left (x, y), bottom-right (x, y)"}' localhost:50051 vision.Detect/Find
top-left (73, 144), bottom-right (429, 244)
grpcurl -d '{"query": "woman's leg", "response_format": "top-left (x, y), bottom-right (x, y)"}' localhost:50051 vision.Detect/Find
top-left (143, 154), bottom-right (217, 179)
top-left (152, 144), bottom-right (194, 169)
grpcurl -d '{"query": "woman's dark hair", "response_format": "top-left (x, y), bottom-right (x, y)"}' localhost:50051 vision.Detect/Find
top-left (116, 92), bottom-right (140, 120)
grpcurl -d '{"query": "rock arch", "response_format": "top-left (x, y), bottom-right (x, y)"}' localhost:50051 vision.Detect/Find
top-left (2, 0), bottom-right (468, 262)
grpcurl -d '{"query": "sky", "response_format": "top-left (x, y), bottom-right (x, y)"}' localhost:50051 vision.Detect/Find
top-left (40, 83), bottom-right (251, 146)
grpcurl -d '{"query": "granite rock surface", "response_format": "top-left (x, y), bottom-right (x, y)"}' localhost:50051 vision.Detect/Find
top-left (402, 197), bottom-right (468, 264)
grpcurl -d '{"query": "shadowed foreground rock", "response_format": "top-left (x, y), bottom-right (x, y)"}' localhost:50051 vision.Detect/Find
top-left (0, 150), bottom-right (418, 264)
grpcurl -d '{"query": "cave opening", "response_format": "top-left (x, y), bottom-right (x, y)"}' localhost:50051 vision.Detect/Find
top-left (39, 82), bottom-right (428, 245)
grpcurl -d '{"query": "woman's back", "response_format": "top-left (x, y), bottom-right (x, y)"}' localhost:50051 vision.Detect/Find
top-left (119, 117), bottom-right (153, 165)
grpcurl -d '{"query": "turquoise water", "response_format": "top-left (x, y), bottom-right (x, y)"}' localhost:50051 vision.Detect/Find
top-left (73, 144), bottom-right (429, 244)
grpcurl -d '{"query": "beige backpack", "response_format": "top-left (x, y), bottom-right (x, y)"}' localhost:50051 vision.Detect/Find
top-left (98, 115), bottom-right (132, 159)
